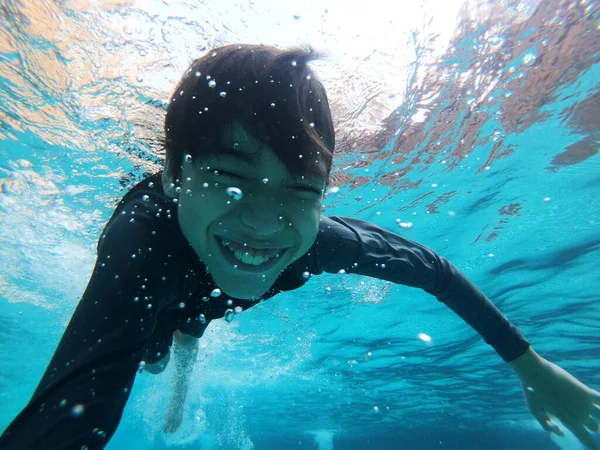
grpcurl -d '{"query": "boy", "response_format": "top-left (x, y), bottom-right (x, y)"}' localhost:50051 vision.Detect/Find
top-left (1, 44), bottom-right (599, 450)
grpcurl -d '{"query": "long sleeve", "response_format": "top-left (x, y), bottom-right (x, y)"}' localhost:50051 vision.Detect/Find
top-left (300, 215), bottom-right (529, 362)
top-left (0, 189), bottom-right (186, 450)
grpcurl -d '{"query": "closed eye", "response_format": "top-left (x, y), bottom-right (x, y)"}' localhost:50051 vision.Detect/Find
top-left (211, 169), bottom-right (243, 180)
top-left (289, 185), bottom-right (323, 196)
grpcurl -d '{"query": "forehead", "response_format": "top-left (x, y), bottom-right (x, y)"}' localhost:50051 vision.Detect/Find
top-left (204, 120), bottom-right (328, 185)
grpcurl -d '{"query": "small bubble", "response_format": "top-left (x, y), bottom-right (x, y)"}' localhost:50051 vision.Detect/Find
top-left (227, 299), bottom-right (233, 306)
top-left (373, 406), bottom-right (379, 412)
top-left (142, 194), bottom-right (150, 202)
top-left (59, 399), bottom-right (67, 407)
top-left (337, 269), bottom-right (346, 275)
top-left (234, 306), bottom-right (243, 313)
top-left (270, 102), bottom-right (276, 108)
top-left (195, 71), bottom-right (201, 77)
top-left (381, 264), bottom-right (386, 269)
top-left (262, 178), bottom-right (269, 184)
top-left (219, 91), bottom-right (227, 97)
top-left (210, 288), bottom-right (222, 297)
top-left (208, 80), bottom-right (216, 88)
top-left (71, 404), bottom-right (85, 417)
top-left (326, 186), bottom-right (339, 195)
top-left (233, 143), bottom-right (240, 150)
top-left (199, 314), bottom-right (206, 324)
top-left (226, 187), bottom-right (243, 200)
top-left (148, 182), bottom-right (154, 188)
top-left (291, 60), bottom-right (297, 67)
top-left (178, 302), bottom-right (186, 309)
top-left (522, 52), bottom-right (537, 67)
top-left (202, 182), bottom-right (209, 188)
top-left (309, 122), bottom-right (315, 128)
top-left (302, 271), bottom-right (310, 280)
top-left (184, 154), bottom-right (193, 163)
top-left (224, 308), bottom-right (235, 322)
top-left (186, 189), bottom-right (193, 196)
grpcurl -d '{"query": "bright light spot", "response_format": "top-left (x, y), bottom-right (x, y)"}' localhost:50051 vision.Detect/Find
top-left (418, 332), bottom-right (431, 342)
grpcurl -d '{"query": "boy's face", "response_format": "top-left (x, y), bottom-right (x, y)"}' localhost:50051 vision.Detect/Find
top-left (175, 121), bottom-right (327, 300)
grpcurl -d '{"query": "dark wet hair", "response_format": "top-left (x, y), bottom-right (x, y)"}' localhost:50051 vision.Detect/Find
top-left (164, 44), bottom-right (335, 181)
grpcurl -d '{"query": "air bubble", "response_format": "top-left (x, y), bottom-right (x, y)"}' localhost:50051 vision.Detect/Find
top-left (302, 271), bottom-right (310, 280)
top-left (219, 91), bottom-right (227, 97)
top-left (262, 178), bottom-right (269, 184)
top-left (226, 187), bottom-right (243, 200)
top-left (199, 314), bottom-right (206, 324)
top-left (270, 102), bottom-right (276, 108)
top-left (142, 195), bottom-right (150, 202)
top-left (71, 404), bottom-right (85, 417)
top-left (210, 288), bottom-right (222, 297)
top-left (522, 52), bottom-right (537, 67)
top-left (185, 154), bottom-right (193, 163)
top-left (208, 80), bottom-right (216, 88)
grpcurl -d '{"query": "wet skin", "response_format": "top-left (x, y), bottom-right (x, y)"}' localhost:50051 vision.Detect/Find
top-left (166, 121), bottom-right (327, 300)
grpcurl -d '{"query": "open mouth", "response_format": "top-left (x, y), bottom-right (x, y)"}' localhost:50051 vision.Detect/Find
top-left (215, 236), bottom-right (289, 272)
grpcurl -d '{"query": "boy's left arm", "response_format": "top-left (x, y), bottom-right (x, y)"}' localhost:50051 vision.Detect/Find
top-left (298, 215), bottom-right (599, 449)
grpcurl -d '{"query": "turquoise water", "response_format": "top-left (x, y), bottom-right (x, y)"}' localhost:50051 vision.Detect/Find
top-left (1, 0), bottom-right (599, 449)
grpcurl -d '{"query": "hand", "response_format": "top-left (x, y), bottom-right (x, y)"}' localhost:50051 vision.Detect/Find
top-left (163, 402), bottom-right (184, 434)
top-left (511, 348), bottom-right (600, 449)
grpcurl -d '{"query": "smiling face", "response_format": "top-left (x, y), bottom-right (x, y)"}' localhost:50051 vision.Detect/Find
top-left (168, 121), bottom-right (326, 300)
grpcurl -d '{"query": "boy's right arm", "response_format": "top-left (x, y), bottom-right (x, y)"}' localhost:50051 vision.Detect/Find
top-left (0, 200), bottom-right (182, 450)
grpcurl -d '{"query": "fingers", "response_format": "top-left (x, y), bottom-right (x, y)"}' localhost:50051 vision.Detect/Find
top-left (586, 418), bottom-right (600, 433)
top-left (533, 409), bottom-right (565, 437)
top-left (566, 424), bottom-right (600, 450)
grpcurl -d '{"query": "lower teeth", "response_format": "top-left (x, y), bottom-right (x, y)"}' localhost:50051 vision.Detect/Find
top-left (221, 240), bottom-right (277, 266)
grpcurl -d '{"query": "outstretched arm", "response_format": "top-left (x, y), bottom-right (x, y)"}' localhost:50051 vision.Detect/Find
top-left (301, 215), bottom-right (600, 449)
top-left (163, 331), bottom-right (199, 433)
top-left (0, 190), bottom-right (184, 449)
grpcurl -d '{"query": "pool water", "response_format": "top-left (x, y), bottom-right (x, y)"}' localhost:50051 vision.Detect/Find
top-left (0, 0), bottom-right (598, 449)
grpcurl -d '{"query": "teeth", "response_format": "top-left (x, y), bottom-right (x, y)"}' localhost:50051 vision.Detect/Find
top-left (223, 239), bottom-right (276, 266)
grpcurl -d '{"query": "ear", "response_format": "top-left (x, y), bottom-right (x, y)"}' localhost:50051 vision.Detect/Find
top-left (162, 156), bottom-right (178, 199)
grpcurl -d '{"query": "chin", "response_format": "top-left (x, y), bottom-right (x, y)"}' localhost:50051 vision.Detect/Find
top-left (219, 282), bottom-right (270, 300)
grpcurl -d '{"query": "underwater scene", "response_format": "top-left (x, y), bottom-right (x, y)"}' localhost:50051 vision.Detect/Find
top-left (0, 0), bottom-right (599, 449)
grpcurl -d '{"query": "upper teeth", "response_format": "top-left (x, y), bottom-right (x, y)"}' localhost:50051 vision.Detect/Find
top-left (221, 239), bottom-right (280, 266)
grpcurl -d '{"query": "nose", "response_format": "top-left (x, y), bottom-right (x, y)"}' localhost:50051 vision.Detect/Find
top-left (239, 195), bottom-right (286, 236)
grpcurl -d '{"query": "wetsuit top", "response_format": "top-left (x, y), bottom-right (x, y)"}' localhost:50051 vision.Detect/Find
top-left (0, 173), bottom-right (529, 450)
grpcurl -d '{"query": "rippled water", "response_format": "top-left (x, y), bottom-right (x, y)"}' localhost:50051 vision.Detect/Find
top-left (1, 0), bottom-right (599, 449)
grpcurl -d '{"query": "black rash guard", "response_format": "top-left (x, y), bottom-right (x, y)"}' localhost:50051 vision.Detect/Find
top-left (0, 174), bottom-right (529, 450)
